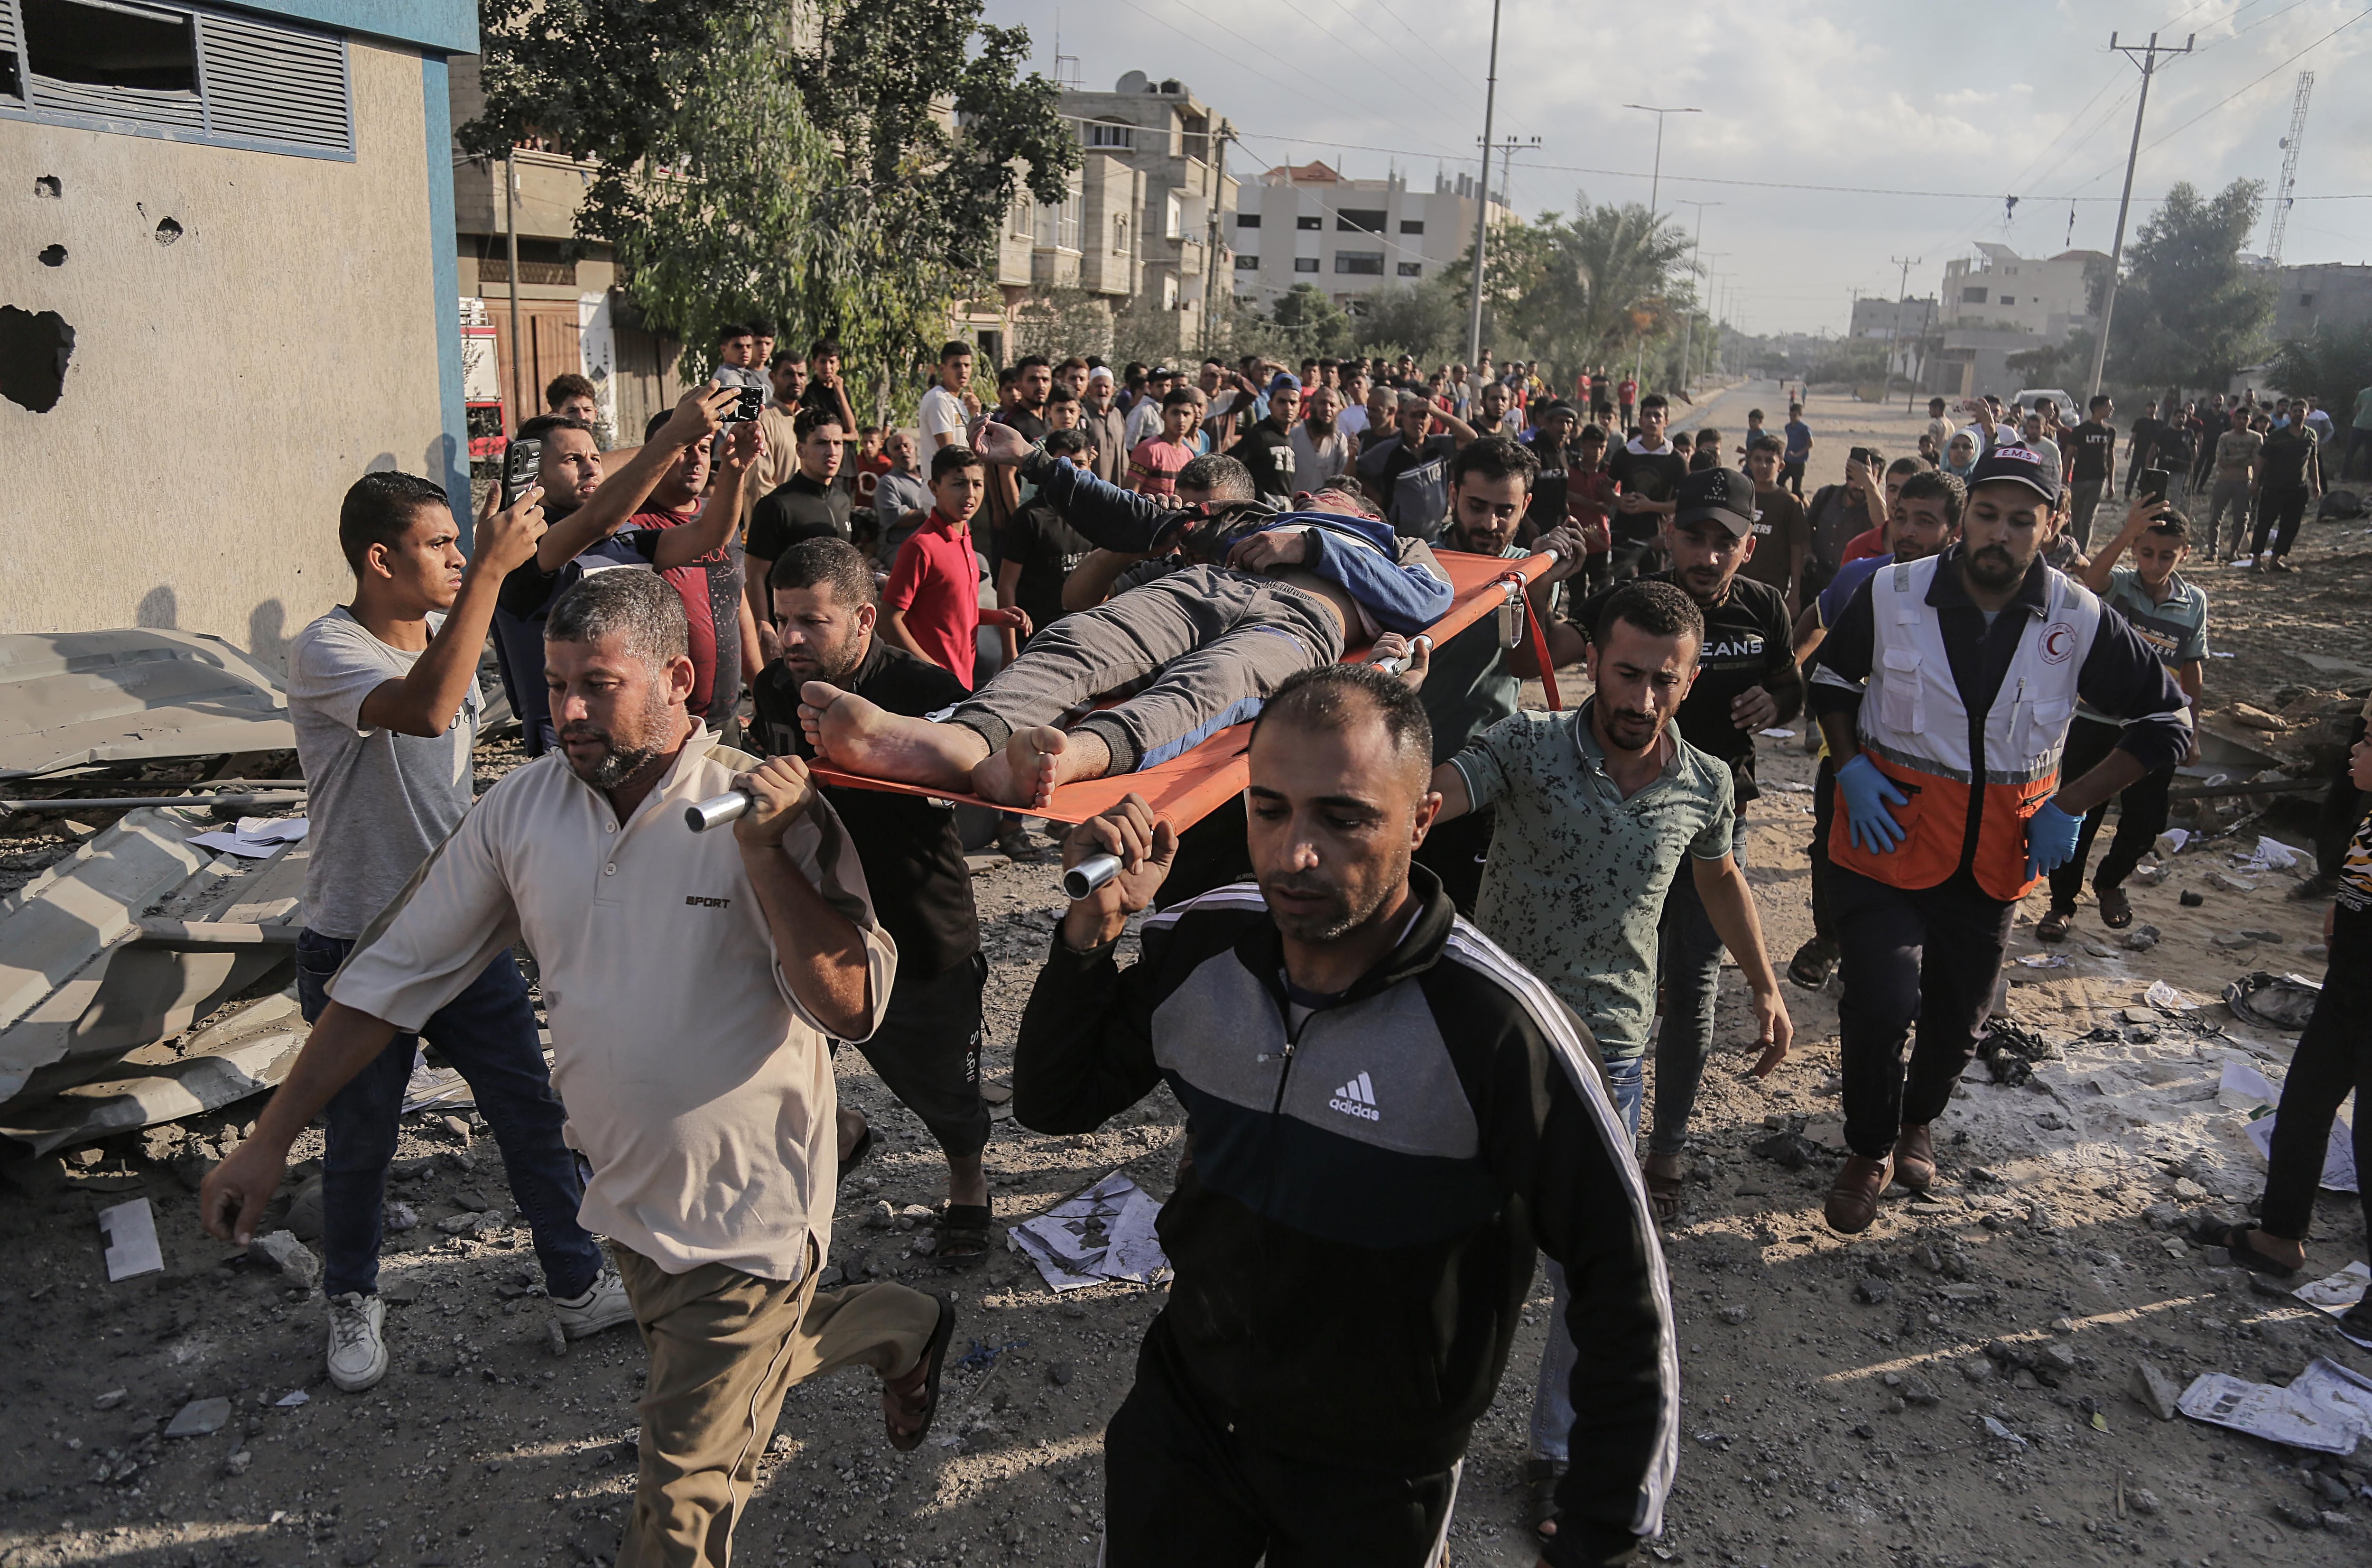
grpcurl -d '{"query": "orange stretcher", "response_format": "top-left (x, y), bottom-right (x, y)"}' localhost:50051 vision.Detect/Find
top-left (806, 550), bottom-right (1565, 830)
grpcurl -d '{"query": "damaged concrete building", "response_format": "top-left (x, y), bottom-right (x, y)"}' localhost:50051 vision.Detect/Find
top-left (0, 0), bottom-right (479, 658)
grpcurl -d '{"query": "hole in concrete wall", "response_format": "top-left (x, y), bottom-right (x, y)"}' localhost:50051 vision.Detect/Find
top-left (35, 176), bottom-right (63, 199)
top-left (154, 217), bottom-right (181, 245)
top-left (37, 244), bottom-right (66, 267)
top-left (0, 306), bottom-right (76, 414)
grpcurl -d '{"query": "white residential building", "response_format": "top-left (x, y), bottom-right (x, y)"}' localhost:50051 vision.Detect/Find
top-left (1230, 161), bottom-right (1514, 311)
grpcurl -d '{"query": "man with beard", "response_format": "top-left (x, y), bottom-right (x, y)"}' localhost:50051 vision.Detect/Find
top-left (1015, 665), bottom-right (1676, 1568)
top-left (489, 386), bottom-right (748, 753)
top-left (1809, 445), bottom-right (2188, 1232)
top-left (1355, 389), bottom-right (1479, 539)
top-left (1782, 470), bottom-right (1965, 991)
top-left (1081, 366), bottom-right (1131, 487)
top-left (1427, 580), bottom-right (1779, 1552)
top-left (1414, 437), bottom-right (1587, 914)
top-left (753, 540), bottom-right (995, 1266)
top-left (1290, 382), bottom-right (1355, 488)
top-left (204, 570), bottom-right (955, 1567)
top-left (1569, 468), bottom-right (1798, 1221)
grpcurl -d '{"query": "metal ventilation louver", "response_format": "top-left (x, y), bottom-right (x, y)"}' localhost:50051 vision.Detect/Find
top-left (195, 9), bottom-right (348, 153)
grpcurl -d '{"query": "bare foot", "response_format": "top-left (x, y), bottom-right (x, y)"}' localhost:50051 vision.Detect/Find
top-left (800, 681), bottom-right (987, 787)
top-left (969, 726), bottom-right (1110, 808)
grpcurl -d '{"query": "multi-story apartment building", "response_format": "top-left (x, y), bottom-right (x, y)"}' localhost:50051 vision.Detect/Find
top-left (979, 150), bottom-right (1145, 364)
top-left (1055, 71), bottom-right (1238, 357)
top-left (1927, 242), bottom-right (2106, 400)
top-left (1230, 162), bottom-right (1513, 312)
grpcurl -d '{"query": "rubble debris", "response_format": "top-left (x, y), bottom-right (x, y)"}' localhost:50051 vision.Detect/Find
top-left (97, 1196), bottom-right (162, 1281)
top-left (0, 809), bottom-right (304, 1113)
top-left (2131, 1360), bottom-right (2183, 1420)
top-left (1749, 1130), bottom-right (1813, 1169)
top-left (162, 1397), bottom-right (232, 1438)
top-left (2223, 970), bottom-right (2324, 1033)
top-left (0, 629), bottom-right (293, 780)
top-left (1975, 1018), bottom-right (2057, 1086)
top-left (0, 992), bottom-right (307, 1158)
top-left (246, 1229), bottom-right (320, 1290)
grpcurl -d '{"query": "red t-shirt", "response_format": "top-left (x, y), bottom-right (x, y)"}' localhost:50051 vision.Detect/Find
top-left (625, 504), bottom-right (740, 724)
top-left (884, 513), bottom-right (982, 688)
top-left (1127, 437), bottom-right (1194, 497)
top-left (854, 452), bottom-right (890, 508)
top-left (1840, 525), bottom-right (1888, 565)
top-left (1618, 379), bottom-right (1638, 406)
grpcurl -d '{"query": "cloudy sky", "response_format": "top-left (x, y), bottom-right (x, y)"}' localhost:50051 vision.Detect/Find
top-left (979, 0), bottom-right (2372, 335)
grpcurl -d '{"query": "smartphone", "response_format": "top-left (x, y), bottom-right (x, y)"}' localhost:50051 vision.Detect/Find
top-left (501, 437), bottom-right (542, 507)
top-left (728, 387), bottom-right (763, 423)
top-left (1849, 446), bottom-right (1877, 468)
top-left (2138, 467), bottom-right (2170, 504)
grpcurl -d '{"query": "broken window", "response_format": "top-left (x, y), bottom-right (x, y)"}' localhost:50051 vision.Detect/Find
top-left (4, 1), bottom-right (352, 158)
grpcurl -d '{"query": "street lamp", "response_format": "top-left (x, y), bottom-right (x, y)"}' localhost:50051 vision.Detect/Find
top-left (1676, 200), bottom-right (1719, 394)
top-left (1621, 103), bottom-right (1699, 215)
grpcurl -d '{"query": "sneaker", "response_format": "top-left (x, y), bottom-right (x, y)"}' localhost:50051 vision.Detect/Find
top-left (551, 1265), bottom-right (635, 1339)
top-left (326, 1292), bottom-right (388, 1392)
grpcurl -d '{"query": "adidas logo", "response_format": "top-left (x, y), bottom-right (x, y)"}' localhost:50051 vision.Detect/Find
top-left (1327, 1072), bottom-right (1380, 1122)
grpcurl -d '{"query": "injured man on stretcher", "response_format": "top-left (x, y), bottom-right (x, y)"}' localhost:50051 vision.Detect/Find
top-left (799, 420), bottom-right (1453, 808)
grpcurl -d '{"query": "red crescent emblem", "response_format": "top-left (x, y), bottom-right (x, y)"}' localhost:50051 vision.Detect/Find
top-left (2039, 623), bottom-right (2076, 664)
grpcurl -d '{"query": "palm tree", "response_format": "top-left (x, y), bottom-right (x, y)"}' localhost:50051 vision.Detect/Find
top-left (1495, 196), bottom-right (1693, 382)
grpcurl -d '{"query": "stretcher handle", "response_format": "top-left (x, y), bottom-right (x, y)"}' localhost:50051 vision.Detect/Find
top-left (685, 788), bottom-right (754, 833)
top-left (1063, 853), bottom-right (1124, 899)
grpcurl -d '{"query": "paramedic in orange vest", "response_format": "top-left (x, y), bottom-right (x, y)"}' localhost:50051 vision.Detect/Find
top-left (1806, 445), bottom-right (2189, 1234)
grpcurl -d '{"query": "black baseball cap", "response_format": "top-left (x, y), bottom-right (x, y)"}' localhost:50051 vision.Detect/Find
top-left (1673, 466), bottom-right (1757, 538)
top-left (1967, 443), bottom-right (2062, 505)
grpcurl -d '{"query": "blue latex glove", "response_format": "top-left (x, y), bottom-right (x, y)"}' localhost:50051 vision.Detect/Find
top-left (1835, 753), bottom-right (1909, 854)
top-left (2025, 798), bottom-right (2084, 879)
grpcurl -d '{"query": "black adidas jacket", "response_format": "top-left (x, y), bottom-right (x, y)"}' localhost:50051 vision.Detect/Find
top-left (1015, 868), bottom-right (1678, 1568)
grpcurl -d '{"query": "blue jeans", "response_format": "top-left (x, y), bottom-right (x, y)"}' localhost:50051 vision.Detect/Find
top-left (1650, 817), bottom-right (1747, 1157)
top-left (1530, 1050), bottom-right (1641, 1462)
top-left (296, 930), bottom-right (601, 1299)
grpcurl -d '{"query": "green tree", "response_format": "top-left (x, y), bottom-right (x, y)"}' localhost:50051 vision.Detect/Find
top-left (1353, 277), bottom-right (1470, 366)
top-left (463, 0), bottom-right (1078, 393)
top-left (1468, 199), bottom-right (1692, 388)
top-left (2106, 180), bottom-right (2274, 390)
top-left (2268, 321), bottom-right (2372, 411)
top-left (1266, 284), bottom-right (1357, 360)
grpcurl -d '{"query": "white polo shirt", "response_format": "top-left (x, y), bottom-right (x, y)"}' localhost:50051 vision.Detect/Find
top-left (329, 728), bottom-right (896, 1280)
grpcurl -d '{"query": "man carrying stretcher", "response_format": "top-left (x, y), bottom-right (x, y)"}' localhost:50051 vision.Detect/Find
top-left (800, 420), bottom-right (1455, 808)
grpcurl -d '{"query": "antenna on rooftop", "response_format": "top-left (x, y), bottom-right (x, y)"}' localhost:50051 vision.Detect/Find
top-left (2267, 71), bottom-right (2313, 267)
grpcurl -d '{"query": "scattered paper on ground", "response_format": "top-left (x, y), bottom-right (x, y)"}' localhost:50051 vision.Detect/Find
top-left (2177, 1359), bottom-right (2372, 1454)
top-left (189, 817), bottom-right (309, 859)
top-left (97, 1197), bottom-right (161, 1281)
top-left (1009, 1170), bottom-right (1170, 1292)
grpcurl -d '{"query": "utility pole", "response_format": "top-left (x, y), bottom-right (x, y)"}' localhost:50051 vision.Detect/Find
top-left (1464, 0), bottom-right (1503, 367)
top-left (1622, 103), bottom-right (1698, 392)
top-left (504, 151), bottom-right (523, 434)
top-left (1883, 254), bottom-right (1919, 407)
top-left (1676, 201), bottom-right (1719, 395)
top-left (2088, 30), bottom-right (2194, 399)
top-left (1202, 122), bottom-right (1233, 357)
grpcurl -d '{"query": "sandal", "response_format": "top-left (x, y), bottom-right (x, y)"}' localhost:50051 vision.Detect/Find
top-left (2037, 907), bottom-right (2075, 943)
top-left (884, 1292), bottom-right (957, 1451)
top-left (1787, 937), bottom-right (1838, 989)
top-left (2096, 885), bottom-right (2133, 929)
top-left (2194, 1222), bottom-right (2299, 1280)
top-left (933, 1202), bottom-right (994, 1270)
top-left (1642, 1156), bottom-right (1684, 1224)
top-left (1523, 1457), bottom-right (1566, 1541)
top-left (836, 1121), bottom-right (875, 1185)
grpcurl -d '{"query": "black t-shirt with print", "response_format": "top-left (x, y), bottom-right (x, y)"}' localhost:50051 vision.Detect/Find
top-left (1575, 569), bottom-right (1798, 803)
top-left (2070, 419), bottom-right (2117, 483)
top-left (1605, 442), bottom-right (1687, 545)
top-left (751, 637), bottom-right (979, 982)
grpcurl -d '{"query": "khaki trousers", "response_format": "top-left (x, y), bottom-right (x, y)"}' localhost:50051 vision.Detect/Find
top-left (614, 1240), bottom-right (943, 1568)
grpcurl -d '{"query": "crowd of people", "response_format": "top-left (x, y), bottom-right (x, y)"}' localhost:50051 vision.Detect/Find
top-left (189, 330), bottom-right (2372, 1568)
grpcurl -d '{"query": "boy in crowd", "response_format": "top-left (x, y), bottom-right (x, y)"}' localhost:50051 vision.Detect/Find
top-left (1606, 394), bottom-right (1686, 580)
top-left (1781, 401), bottom-right (1813, 495)
top-left (883, 445), bottom-right (1002, 689)
top-left (2039, 496), bottom-right (2206, 940)
top-left (1739, 435), bottom-right (1808, 612)
top-left (1128, 389), bottom-right (1202, 498)
top-left (284, 471), bottom-right (630, 1392)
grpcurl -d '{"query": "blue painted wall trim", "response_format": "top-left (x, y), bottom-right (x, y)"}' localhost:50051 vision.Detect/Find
top-left (422, 53), bottom-right (472, 536)
top-left (216, 0), bottom-right (476, 55)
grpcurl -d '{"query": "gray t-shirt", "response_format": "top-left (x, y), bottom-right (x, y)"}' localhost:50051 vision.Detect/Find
top-left (287, 607), bottom-right (479, 938)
